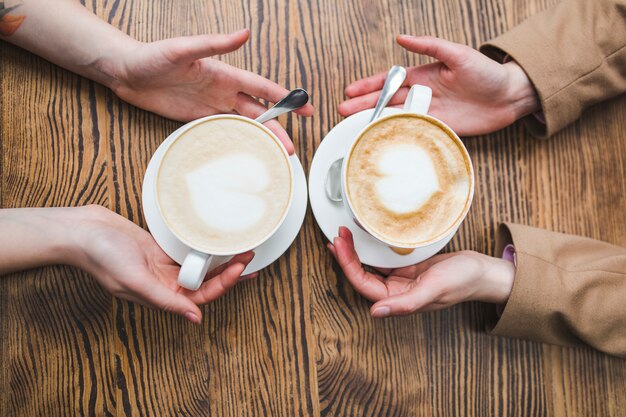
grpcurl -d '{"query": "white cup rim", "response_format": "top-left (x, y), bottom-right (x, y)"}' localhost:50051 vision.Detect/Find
top-left (341, 111), bottom-right (475, 249)
top-left (154, 114), bottom-right (295, 256)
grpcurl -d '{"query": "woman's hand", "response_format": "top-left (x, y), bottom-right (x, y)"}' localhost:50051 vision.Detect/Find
top-left (327, 227), bottom-right (514, 317)
top-left (1, 0), bottom-right (312, 154)
top-left (69, 205), bottom-right (255, 323)
top-left (110, 29), bottom-right (314, 154)
top-left (339, 35), bottom-right (539, 136)
top-left (0, 205), bottom-right (254, 324)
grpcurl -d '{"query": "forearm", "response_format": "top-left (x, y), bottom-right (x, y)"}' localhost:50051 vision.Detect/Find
top-left (0, 0), bottom-right (138, 88)
top-left (0, 207), bottom-right (83, 275)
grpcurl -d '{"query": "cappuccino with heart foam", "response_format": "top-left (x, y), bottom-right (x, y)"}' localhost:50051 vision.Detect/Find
top-left (346, 114), bottom-right (472, 246)
top-left (157, 117), bottom-right (292, 253)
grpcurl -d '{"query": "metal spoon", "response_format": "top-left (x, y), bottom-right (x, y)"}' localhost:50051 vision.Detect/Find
top-left (255, 88), bottom-right (310, 124)
top-left (324, 65), bottom-right (407, 202)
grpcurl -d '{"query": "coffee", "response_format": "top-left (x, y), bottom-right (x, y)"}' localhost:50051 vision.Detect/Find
top-left (346, 114), bottom-right (472, 246)
top-left (157, 117), bottom-right (292, 254)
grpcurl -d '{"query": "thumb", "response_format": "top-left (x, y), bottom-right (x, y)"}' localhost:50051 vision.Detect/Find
top-left (164, 28), bottom-right (250, 63)
top-left (143, 280), bottom-right (203, 324)
top-left (397, 35), bottom-right (469, 68)
top-left (370, 283), bottom-right (434, 318)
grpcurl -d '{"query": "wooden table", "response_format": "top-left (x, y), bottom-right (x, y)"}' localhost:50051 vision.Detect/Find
top-left (1, 0), bottom-right (625, 415)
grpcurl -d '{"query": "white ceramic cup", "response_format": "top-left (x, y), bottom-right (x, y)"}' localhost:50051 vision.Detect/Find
top-left (340, 84), bottom-right (475, 259)
top-left (153, 114), bottom-right (294, 291)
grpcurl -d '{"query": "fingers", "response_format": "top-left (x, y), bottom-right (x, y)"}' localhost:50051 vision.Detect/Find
top-left (236, 69), bottom-right (315, 117)
top-left (344, 70), bottom-right (389, 98)
top-left (339, 62), bottom-right (441, 116)
top-left (368, 252), bottom-right (468, 318)
top-left (164, 28), bottom-right (250, 64)
top-left (338, 225), bottom-right (354, 246)
top-left (370, 281), bottom-right (435, 318)
top-left (164, 29), bottom-right (314, 118)
top-left (234, 93), bottom-right (295, 154)
top-left (195, 262), bottom-right (246, 303)
top-left (341, 36), bottom-right (469, 115)
top-left (327, 242), bottom-right (337, 257)
top-left (338, 87), bottom-right (410, 117)
top-left (239, 271), bottom-right (259, 281)
top-left (228, 252), bottom-right (256, 271)
top-left (186, 252), bottom-right (255, 305)
top-left (203, 252), bottom-right (252, 280)
top-left (342, 36), bottom-right (463, 100)
top-left (266, 119), bottom-right (295, 155)
top-left (396, 35), bottom-right (469, 68)
top-left (139, 279), bottom-right (204, 324)
top-left (331, 227), bottom-right (388, 301)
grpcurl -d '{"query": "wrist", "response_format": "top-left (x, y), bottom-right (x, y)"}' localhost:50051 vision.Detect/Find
top-left (504, 61), bottom-right (540, 120)
top-left (24, 205), bottom-right (112, 271)
top-left (56, 205), bottom-right (114, 271)
top-left (92, 35), bottom-right (143, 91)
top-left (476, 254), bottom-right (515, 305)
top-left (38, 206), bottom-right (93, 268)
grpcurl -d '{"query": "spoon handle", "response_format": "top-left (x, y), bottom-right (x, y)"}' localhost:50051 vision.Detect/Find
top-left (369, 65), bottom-right (407, 122)
top-left (255, 88), bottom-right (310, 124)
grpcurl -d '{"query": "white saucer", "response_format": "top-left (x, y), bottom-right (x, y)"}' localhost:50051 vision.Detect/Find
top-left (308, 108), bottom-right (452, 268)
top-left (142, 127), bottom-right (308, 275)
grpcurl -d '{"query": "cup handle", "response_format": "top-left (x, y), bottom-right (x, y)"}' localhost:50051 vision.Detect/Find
top-left (178, 250), bottom-right (231, 291)
top-left (403, 85), bottom-right (432, 115)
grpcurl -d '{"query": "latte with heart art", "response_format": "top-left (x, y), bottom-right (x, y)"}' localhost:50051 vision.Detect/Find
top-left (346, 114), bottom-right (472, 247)
top-left (157, 117), bottom-right (292, 253)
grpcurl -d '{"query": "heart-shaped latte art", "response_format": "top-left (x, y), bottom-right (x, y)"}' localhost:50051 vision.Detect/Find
top-left (185, 153), bottom-right (268, 231)
top-left (374, 145), bottom-right (439, 214)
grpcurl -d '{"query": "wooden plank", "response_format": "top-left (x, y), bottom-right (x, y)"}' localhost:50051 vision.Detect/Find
top-left (100, 0), bottom-right (317, 415)
top-left (0, 0), bottom-right (624, 415)
top-left (0, 41), bottom-right (116, 416)
top-left (299, 0), bottom-right (626, 416)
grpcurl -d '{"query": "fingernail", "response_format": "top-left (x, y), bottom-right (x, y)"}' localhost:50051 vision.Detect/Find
top-left (372, 306), bottom-right (391, 318)
top-left (184, 312), bottom-right (201, 324)
top-left (397, 34), bottom-right (416, 42)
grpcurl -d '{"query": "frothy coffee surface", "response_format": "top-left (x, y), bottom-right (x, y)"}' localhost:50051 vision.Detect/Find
top-left (346, 114), bottom-right (471, 246)
top-left (157, 117), bottom-right (292, 253)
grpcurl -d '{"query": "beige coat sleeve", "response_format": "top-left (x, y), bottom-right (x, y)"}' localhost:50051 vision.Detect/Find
top-left (480, 0), bottom-right (626, 138)
top-left (491, 223), bottom-right (626, 357)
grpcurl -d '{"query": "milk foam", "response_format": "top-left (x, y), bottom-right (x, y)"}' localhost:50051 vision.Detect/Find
top-left (186, 153), bottom-right (269, 232)
top-left (157, 117), bottom-right (292, 253)
top-left (346, 114), bottom-right (471, 246)
top-left (374, 145), bottom-right (439, 214)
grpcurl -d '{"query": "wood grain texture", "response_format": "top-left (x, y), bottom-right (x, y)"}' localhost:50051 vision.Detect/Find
top-left (298, 1), bottom-right (626, 417)
top-left (1, 0), bottom-right (625, 416)
top-left (0, 38), bottom-right (116, 416)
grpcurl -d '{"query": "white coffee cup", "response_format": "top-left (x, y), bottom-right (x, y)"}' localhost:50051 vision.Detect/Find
top-left (153, 114), bottom-right (294, 291)
top-left (340, 84), bottom-right (474, 258)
